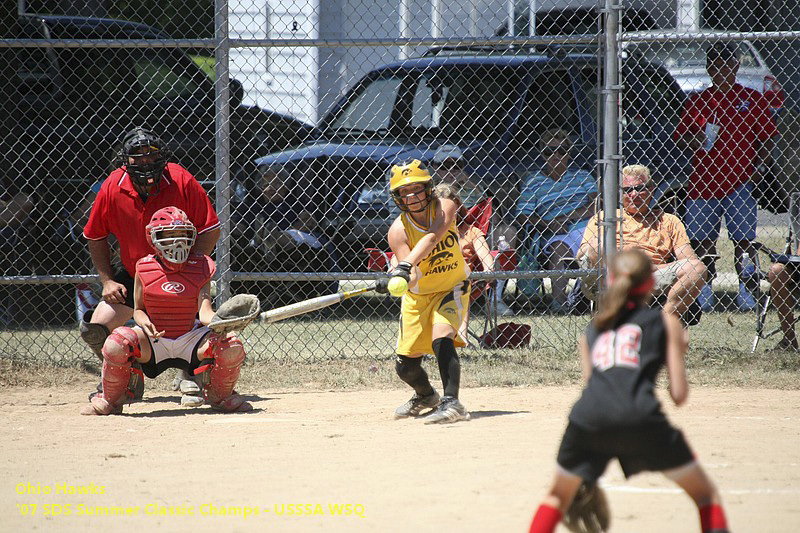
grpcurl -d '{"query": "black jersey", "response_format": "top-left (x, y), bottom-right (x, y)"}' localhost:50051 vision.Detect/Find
top-left (569, 305), bottom-right (668, 431)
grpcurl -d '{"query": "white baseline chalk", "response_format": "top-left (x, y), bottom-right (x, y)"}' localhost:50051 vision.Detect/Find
top-left (602, 484), bottom-right (800, 495)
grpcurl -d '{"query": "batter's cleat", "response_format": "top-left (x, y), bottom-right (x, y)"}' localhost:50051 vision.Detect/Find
top-left (208, 392), bottom-right (253, 413)
top-left (394, 390), bottom-right (441, 419)
top-left (80, 394), bottom-right (124, 416)
top-left (422, 396), bottom-right (470, 424)
top-left (180, 394), bottom-right (205, 407)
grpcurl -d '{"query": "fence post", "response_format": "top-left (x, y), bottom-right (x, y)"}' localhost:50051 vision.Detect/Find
top-left (601, 0), bottom-right (621, 277)
top-left (215, 0), bottom-right (232, 303)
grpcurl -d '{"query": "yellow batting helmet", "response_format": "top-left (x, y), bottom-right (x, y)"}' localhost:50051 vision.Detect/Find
top-left (389, 160), bottom-right (434, 213)
top-left (389, 159), bottom-right (432, 191)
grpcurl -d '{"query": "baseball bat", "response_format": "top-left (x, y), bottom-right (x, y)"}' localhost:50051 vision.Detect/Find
top-left (259, 285), bottom-right (375, 324)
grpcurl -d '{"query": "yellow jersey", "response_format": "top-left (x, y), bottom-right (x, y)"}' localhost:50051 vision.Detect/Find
top-left (400, 201), bottom-right (470, 295)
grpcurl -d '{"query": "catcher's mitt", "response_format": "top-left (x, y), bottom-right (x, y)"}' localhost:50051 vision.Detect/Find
top-left (208, 294), bottom-right (261, 334)
top-left (562, 482), bottom-right (610, 533)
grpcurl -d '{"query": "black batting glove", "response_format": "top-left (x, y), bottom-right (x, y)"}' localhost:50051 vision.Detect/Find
top-left (389, 261), bottom-right (413, 282)
top-left (374, 278), bottom-right (390, 294)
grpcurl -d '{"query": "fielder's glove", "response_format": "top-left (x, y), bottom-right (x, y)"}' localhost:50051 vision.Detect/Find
top-left (208, 294), bottom-right (261, 335)
top-left (562, 482), bottom-right (610, 533)
top-left (389, 261), bottom-right (413, 282)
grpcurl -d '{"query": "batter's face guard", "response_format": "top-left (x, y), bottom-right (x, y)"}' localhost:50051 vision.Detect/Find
top-left (145, 206), bottom-right (197, 270)
top-left (390, 160), bottom-right (434, 213)
top-left (118, 127), bottom-right (170, 191)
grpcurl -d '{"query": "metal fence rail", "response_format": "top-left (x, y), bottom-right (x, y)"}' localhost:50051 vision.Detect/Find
top-left (1, 0), bottom-right (799, 364)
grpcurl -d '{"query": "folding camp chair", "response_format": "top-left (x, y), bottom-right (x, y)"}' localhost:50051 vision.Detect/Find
top-left (751, 241), bottom-right (800, 352)
top-left (751, 194), bottom-right (800, 352)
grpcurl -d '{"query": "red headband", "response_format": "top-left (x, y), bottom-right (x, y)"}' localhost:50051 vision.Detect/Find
top-left (629, 275), bottom-right (655, 296)
top-left (608, 272), bottom-right (655, 297)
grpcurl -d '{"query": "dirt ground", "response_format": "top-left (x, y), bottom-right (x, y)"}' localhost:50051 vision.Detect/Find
top-left (2, 384), bottom-right (799, 532)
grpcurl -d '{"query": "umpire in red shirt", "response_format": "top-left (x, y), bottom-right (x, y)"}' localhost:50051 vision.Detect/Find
top-left (81, 128), bottom-right (220, 400)
top-left (674, 42), bottom-right (777, 311)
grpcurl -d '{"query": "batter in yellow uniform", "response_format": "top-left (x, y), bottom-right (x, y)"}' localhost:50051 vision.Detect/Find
top-left (379, 159), bottom-right (471, 424)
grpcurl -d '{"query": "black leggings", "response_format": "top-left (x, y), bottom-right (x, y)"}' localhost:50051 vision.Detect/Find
top-left (395, 355), bottom-right (434, 396)
top-left (432, 337), bottom-right (460, 398)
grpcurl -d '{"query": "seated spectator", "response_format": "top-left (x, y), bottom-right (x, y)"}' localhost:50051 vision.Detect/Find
top-left (232, 167), bottom-right (336, 307)
top-left (431, 145), bottom-right (485, 208)
top-left (768, 253), bottom-right (798, 352)
top-left (435, 183), bottom-right (512, 342)
top-left (0, 177), bottom-right (34, 325)
top-left (578, 164), bottom-right (706, 323)
top-left (515, 128), bottom-right (597, 312)
top-left (0, 178), bottom-right (34, 261)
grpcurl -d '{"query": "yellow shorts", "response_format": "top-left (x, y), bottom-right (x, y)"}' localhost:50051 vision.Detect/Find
top-left (396, 281), bottom-right (470, 356)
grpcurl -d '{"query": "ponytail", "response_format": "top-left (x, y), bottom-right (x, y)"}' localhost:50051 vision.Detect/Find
top-left (594, 276), bottom-right (634, 330)
top-left (592, 249), bottom-right (654, 331)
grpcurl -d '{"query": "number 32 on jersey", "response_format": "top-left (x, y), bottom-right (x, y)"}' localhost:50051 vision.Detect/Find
top-left (591, 324), bottom-right (642, 371)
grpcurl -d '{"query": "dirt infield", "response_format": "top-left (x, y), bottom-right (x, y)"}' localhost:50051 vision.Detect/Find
top-left (2, 384), bottom-right (798, 532)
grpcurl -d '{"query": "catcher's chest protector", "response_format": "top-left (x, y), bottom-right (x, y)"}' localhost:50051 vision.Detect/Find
top-left (137, 254), bottom-right (215, 338)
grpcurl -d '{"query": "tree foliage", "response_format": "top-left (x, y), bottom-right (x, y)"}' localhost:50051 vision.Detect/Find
top-left (25, 0), bottom-right (214, 38)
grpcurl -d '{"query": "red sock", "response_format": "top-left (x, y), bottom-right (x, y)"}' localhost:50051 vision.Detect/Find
top-left (529, 504), bottom-right (562, 533)
top-left (699, 504), bottom-right (728, 532)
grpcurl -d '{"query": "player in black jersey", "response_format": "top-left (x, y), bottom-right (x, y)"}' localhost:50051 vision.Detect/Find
top-left (529, 249), bottom-right (729, 533)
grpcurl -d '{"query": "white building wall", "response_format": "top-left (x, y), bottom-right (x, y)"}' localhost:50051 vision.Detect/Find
top-left (229, 0), bottom-right (319, 125)
top-left (229, 0), bottom-right (681, 125)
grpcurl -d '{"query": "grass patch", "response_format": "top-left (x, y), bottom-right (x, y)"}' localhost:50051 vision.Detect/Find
top-left (1, 294), bottom-right (797, 391)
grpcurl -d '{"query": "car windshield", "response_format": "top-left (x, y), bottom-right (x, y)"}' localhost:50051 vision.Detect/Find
top-left (328, 65), bottom-right (519, 141)
top-left (627, 40), bottom-right (760, 69)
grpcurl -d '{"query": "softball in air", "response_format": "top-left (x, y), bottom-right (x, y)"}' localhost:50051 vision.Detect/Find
top-left (387, 276), bottom-right (408, 297)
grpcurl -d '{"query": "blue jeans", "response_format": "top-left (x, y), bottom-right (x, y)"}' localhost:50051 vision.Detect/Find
top-left (685, 182), bottom-right (757, 241)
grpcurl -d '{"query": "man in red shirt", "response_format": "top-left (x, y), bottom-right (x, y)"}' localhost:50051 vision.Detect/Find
top-left (82, 128), bottom-right (220, 404)
top-left (674, 42), bottom-right (777, 311)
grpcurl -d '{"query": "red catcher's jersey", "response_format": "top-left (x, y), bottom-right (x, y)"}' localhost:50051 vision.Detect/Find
top-left (136, 253), bottom-right (216, 339)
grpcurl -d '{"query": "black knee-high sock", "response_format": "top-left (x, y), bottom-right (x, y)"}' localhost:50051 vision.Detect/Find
top-left (432, 337), bottom-right (460, 398)
top-left (395, 356), bottom-right (434, 396)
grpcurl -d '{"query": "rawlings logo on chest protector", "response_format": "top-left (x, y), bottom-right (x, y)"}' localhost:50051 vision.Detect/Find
top-left (161, 282), bottom-right (186, 294)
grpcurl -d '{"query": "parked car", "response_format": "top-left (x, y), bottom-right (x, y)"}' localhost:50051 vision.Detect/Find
top-left (251, 46), bottom-right (692, 271)
top-left (623, 31), bottom-right (786, 109)
top-left (13, 13), bottom-right (312, 216)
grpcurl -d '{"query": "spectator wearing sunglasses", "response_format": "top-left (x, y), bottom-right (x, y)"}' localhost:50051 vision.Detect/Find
top-left (674, 42), bottom-right (778, 312)
top-left (431, 145), bottom-right (485, 209)
top-left (578, 165), bottom-right (706, 324)
top-left (515, 128), bottom-right (597, 311)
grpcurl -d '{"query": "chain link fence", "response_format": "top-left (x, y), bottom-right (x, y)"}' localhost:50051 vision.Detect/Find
top-left (2, 1), bottom-right (799, 366)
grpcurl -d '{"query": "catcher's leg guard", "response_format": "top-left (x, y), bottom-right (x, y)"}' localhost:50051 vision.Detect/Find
top-left (81, 327), bottom-right (142, 416)
top-left (198, 334), bottom-right (251, 412)
top-left (79, 312), bottom-right (110, 363)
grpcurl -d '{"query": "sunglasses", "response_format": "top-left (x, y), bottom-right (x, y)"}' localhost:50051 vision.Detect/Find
top-left (541, 146), bottom-right (569, 158)
top-left (621, 184), bottom-right (650, 194)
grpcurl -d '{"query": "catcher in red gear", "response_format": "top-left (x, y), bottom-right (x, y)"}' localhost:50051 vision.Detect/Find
top-left (81, 207), bottom-right (252, 416)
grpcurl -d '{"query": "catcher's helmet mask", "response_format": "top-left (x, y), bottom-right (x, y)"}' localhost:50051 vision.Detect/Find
top-left (118, 127), bottom-right (171, 192)
top-left (389, 160), bottom-right (434, 213)
top-left (146, 207), bottom-right (197, 271)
